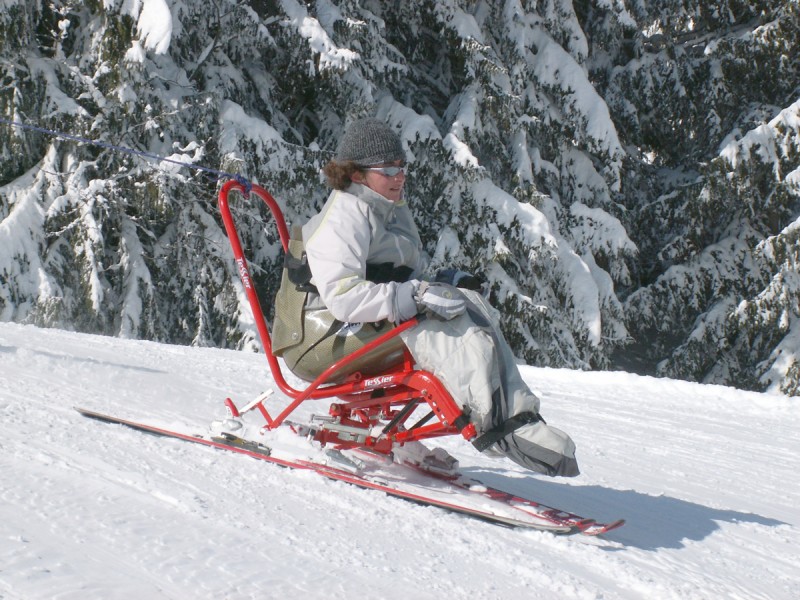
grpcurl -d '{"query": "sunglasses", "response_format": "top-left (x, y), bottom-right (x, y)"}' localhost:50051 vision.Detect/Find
top-left (362, 165), bottom-right (406, 177)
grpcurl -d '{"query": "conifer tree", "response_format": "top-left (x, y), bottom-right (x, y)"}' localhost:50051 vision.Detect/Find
top-left (1, 0), bottom-right (798, 395)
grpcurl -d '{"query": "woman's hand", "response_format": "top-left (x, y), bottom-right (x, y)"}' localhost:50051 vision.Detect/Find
top-left (414, 282), bottom-right (466, 320)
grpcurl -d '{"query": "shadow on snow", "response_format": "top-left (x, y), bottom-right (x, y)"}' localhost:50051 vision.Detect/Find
top-left (461, 467), bottom-right (787, 551)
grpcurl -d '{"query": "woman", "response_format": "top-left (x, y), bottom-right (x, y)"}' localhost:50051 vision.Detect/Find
top-left (273, 118), bottom-right (579, 477)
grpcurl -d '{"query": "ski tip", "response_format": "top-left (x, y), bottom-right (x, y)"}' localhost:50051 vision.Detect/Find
top-left (74, 407), bottom-right (109, 420)
top-left (582, 518), bottom-right (626, 536)
top-left (600, 518), bottom-right (626, 532)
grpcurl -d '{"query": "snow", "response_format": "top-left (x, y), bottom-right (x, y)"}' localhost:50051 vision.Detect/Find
top-left (527, 28), bottom-right (625, 161)
top-left (117, 216), bottom-right (152, 338)
top-left (26, 58), bottom-right (89, 119)
top-left (719, 99), bottom-right (800, 177)
top-left (442, 86), bottom-right (482, 168)
top-left (0, 154), bottom-right (58, 321)
top-left (218, 100), bottom-right (286, 171)
top-left (569, 199), bottom-right (637, 285)
top-left (124, 40), bottom-right (147, 64)
top-left (434, 4), bottom-right (485, 44)
top-left (473, 178), bottom-right (556, 247)
top-left (759, 315), bottom-right (800, 395)
top-left (555, 243), bottom-right (604, 347)
top-left (279, 0), bottom-right (359, 71)
top-left (129, 0), bottom-right (174, 55)
top-left (1, 322), bottom-right (798, 599)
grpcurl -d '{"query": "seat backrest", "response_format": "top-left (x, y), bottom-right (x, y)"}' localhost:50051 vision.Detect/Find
top-left (271, 225), bottom-right (407, 383)
top-left (272, 226), bottom-right (308, 358)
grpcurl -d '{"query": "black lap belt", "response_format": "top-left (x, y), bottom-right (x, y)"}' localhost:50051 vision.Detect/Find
top-left (366, 262), bottom-right (414, 284)
top-left (286, 256), bottom-right (413, 292)
top-left (471, 411), bottom-right (544, 452)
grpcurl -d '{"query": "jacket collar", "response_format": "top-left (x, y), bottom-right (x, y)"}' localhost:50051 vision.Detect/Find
top-left (346, 183), bottom-right (407, 217)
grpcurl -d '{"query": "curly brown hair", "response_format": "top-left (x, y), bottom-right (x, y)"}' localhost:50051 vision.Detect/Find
top-left (323, 160), bottom-right (361, 190)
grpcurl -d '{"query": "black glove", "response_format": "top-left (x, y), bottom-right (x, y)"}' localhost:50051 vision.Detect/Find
top-left (435, 268), bottom-right (485, 291)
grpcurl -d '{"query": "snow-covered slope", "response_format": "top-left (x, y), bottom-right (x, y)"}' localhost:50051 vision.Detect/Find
top-left (1, 322), bottom-right (797, 599)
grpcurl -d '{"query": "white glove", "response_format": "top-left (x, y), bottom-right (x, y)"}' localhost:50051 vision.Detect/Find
top-left (415, 281), bottom-right (466, 320)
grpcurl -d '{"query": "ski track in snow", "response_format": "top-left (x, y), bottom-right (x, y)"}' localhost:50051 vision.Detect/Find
top-left (0, 322), bottom-right (798, 599)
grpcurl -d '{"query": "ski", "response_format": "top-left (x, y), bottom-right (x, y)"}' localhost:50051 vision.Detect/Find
top-left (75, 407), bottom-right (620, 535)
top-left (444, 477), bottom-right (624, 536)
top-left (352, 449), bottom-right (625, 536)
top-left (291, 421), bottom-right (625, 536)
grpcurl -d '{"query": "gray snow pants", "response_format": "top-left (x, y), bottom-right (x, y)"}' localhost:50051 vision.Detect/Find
top-left (400, 289), bottom-right (579, 477)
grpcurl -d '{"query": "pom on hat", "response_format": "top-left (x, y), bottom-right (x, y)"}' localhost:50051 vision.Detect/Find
top-left (335, 118), bottom-right (406, 166)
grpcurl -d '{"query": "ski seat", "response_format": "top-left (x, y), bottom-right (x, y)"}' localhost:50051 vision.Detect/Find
top-left (217, 180), bottom-right (477, 454)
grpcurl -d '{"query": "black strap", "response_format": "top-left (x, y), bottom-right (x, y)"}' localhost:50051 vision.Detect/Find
top-left (409, 411), bottom-right (435, 430)
top-left (471, 411), bottom-right (544, 452)
top-left (366, 262), bottom-right (414, 284)
top-left (286, 257), bottom-right (412, 293)
top-left (285, 250), bottom-right (311, 285)
top-left (381, 399), bottom-right (421, 435)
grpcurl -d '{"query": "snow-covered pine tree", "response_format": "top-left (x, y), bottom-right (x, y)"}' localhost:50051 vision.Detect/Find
top-left (627, 101), bottom-right (800, 394)
top-left (1, 0), bottom-right (634, 370)
top-left (585, 0), bottom-right (800, 392)
top-left (346, 0), bottom-right (636, 368)
top-left (1, 0), bottom-right (798, 395)
top-left (0, 0), bottom-right (324, 349)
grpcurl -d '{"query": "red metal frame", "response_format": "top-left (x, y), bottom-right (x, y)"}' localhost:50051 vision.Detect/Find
top-left (217, 180), bottom-right (476, 454)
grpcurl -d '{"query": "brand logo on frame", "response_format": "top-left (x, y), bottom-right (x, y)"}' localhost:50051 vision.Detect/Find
top-left (364, 375), bottom-right (394, 388)
top-left (236, 258), bottom-right (252, 289)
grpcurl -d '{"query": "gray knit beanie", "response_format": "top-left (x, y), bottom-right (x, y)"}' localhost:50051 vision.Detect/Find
top-left (335, 118), bottom-right (405, 166)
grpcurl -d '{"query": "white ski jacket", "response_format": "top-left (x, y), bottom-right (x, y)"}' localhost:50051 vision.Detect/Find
top-left (299, 182), bottom-right (578, 476)
top-left (302, 183), bottom-right (428, 324)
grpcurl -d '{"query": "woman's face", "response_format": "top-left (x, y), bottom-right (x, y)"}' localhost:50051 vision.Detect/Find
top-left (353, 161), bottom-right (406, 202)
